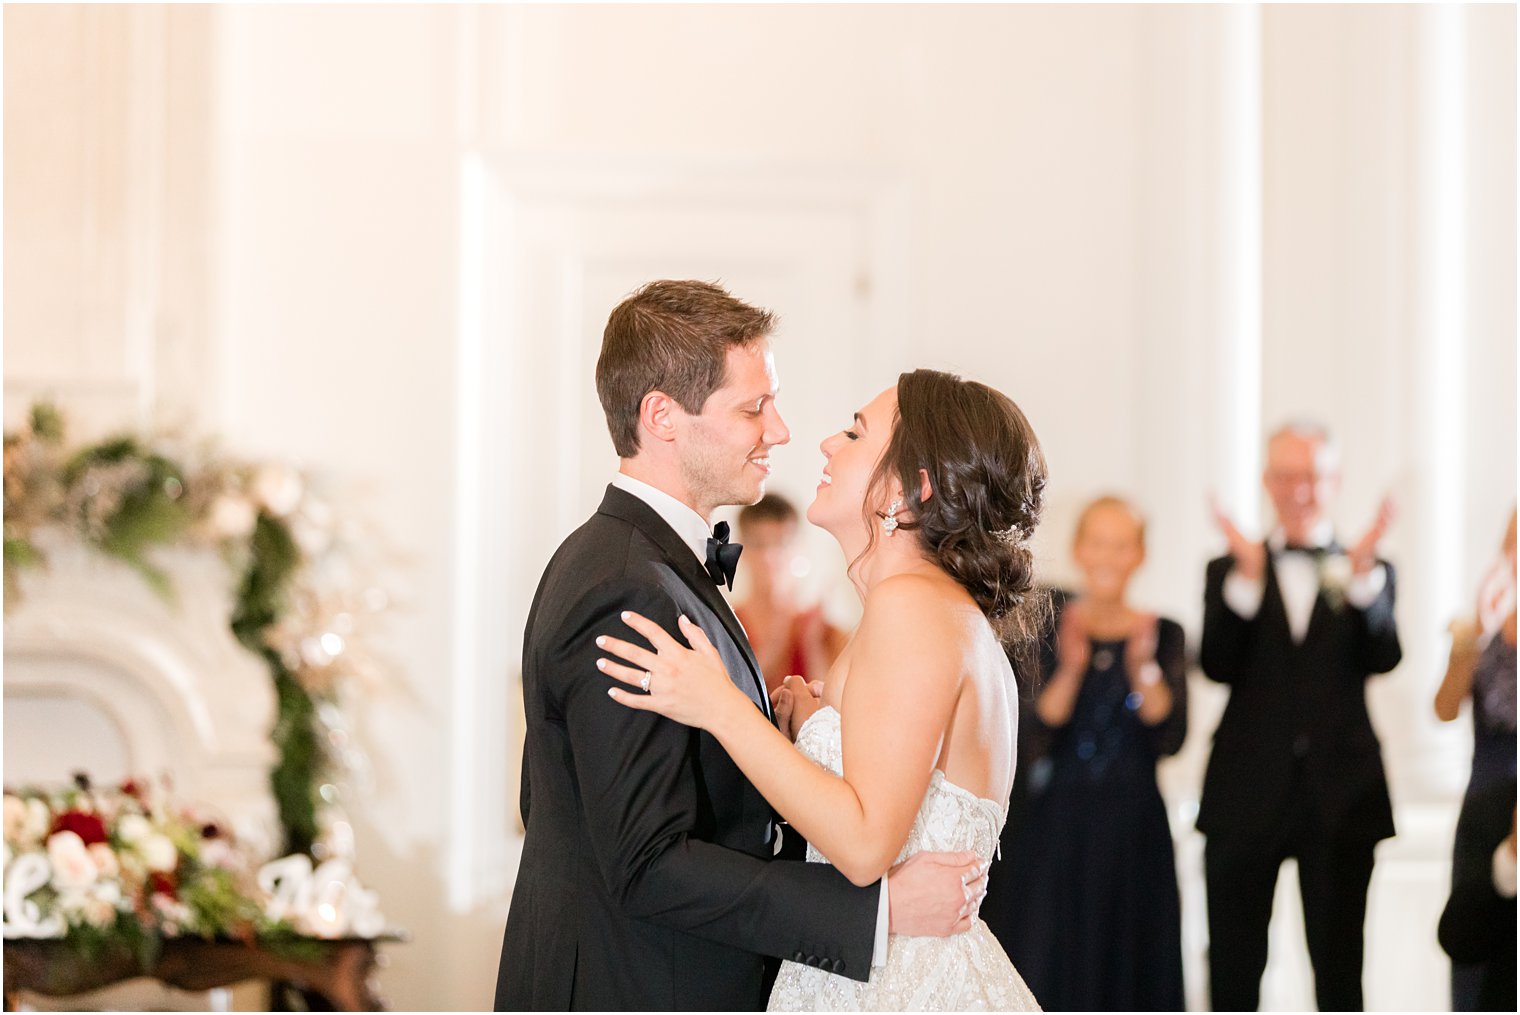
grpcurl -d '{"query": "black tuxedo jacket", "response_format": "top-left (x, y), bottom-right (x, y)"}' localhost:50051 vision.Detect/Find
top-left (495, 486), bottom-right (877, 1011)
top-left (1197, 551), bottom-right (1401, 844)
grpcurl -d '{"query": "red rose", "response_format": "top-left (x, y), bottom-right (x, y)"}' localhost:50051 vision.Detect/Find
top-left (119, 778), bottom-right (143, 799)
top-left (149, 871), bottom-right (178, 899)
top-left (51, 810), bottom-right (108, 846)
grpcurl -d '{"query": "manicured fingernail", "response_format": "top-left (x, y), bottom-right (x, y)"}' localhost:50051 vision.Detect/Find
top-left (595, 636), bottom-right (606, 647)
top-left (607, 687), bottom-right (617, 698)
top-left (596, 659), bottom-right (607, 670)
top-left (679, 614), bottom-right (689, 625)
top-left (620, 611), bottom-right (630, 621)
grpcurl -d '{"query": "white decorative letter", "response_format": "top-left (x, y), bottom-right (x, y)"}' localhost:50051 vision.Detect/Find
top-left (3, 854), bottom-right (66, 938)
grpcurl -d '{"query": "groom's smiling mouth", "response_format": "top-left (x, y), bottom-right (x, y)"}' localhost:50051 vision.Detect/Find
top-left (747, 454), bottom-right (772, 474)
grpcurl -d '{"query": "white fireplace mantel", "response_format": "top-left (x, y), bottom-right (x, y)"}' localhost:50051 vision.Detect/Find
top-left (4, 532), bottom-right (279, 853)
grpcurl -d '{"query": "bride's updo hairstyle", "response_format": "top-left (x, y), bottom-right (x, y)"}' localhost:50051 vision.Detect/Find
top-left (863, 369), bottom-right (1050, 663)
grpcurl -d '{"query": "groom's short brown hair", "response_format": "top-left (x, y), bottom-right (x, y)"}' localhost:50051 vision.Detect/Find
top-left (597, 280), bottom-right (776, 458)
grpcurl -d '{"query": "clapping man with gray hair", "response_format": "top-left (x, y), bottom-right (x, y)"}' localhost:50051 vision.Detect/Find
top-left (1200, 422), bottom-right (1400, 1012)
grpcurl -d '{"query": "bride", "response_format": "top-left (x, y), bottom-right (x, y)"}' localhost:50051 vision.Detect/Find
top-left (599, 368), bottom-right (1046, 1011)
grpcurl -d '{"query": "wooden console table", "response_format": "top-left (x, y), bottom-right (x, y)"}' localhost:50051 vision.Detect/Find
top-left (4, 934), bottom-right (403, 1011)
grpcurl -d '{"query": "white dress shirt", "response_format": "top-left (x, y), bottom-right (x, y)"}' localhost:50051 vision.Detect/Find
top-left (611, 473), bottom-right (715, 569)
top-left (1221, 520), bottom-right (1388, 642)
top-left (609, 472), bottom-right (892, 965)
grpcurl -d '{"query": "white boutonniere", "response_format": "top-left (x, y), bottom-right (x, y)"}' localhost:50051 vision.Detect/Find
top-left (1319, 553), bottom-right (1354, 611)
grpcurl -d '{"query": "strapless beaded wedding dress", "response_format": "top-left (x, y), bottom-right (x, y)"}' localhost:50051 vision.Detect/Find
top-left (767, 706), bottom-right (1042, 1012)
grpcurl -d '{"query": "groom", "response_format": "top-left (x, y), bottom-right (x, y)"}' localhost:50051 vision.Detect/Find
top-left (495, 281), bottom-right (984, 1011)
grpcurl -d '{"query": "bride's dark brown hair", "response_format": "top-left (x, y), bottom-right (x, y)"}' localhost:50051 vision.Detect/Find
top-left (858, 369), bottom-right (1050, 670)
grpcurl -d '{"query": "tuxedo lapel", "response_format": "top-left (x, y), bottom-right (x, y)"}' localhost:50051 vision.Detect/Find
top-left (597, 486), bottom-right (770, 717)
top-left (1300, 541), bottom-right (1345, 648)
top-left (1303, 592), bottom-right (1334, 647)
top-left (1261, 559), bottom-right (1296, 647)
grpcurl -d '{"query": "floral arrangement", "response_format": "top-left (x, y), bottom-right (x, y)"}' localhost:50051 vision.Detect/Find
top-left (2, 776), bottom-right (385, 961)
top-left (3, 403), bottom-right (387, 857)
top-left (1318, 553), bottom-right (1355, 611)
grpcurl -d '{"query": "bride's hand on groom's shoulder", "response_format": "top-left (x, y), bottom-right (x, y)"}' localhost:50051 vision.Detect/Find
top-left (597, 612), bottom-right (751, 732)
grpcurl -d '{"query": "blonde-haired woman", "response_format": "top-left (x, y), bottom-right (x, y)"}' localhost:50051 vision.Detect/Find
top-left (985, 495), bottom-right (1187, 1012)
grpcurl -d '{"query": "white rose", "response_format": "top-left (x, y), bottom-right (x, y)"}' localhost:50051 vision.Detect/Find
top-left (199, 838), bottom-right (237, 871)
top-left (83, 887), bottom-right (117, 928)
top-left (139, 833), bottom-right (178, 873)
top-left (117, 846), bottom-right (147, 884)
top-left (55, 888), bottom-right (89, 918)
top-left (252, 465), bottom-right (304, 518)
top-left (209, 494), bottom-right (258, 539)
top-left (151, 894), bottom-right (190, 937)
top-left (46, 831), bottom-right (97, 891)
top-left (88, 842), bottom-right (119, 879)
top-left (117, 813), bottom-right (151, 846)
top-left (24, 799), bottom-right (50, 844)
top-left (3, 795), bottom-right (27, 842)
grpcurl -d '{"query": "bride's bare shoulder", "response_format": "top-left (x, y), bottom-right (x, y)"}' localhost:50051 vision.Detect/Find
top-left (859, 572), bottom-right (980, 645)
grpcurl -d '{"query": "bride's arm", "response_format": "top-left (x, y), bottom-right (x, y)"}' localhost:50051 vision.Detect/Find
top-left (602, 575), bottom-right (963, 887)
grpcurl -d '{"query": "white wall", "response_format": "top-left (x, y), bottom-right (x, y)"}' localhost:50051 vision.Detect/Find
top-left (5, 5), bottom-right (1513, 1010)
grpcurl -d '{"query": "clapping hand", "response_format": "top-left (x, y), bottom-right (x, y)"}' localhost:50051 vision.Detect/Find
top-left (1124, 611), bottom-right (1161, 687)
top-left (1209, 494), bottom-right (1265, 581)
top-left (1055, 599), bottom-right (1091, 676)
top-left (1348, 495), bottom-right (1396, 576)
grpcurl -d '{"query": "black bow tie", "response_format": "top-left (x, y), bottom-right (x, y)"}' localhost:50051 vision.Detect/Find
top-left (1280, 543), bottom-right (1328, 558)
top-left (705, 521), bottom-right (743, 591)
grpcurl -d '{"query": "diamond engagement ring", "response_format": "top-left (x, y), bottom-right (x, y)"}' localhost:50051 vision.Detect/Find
top-left (639, 672), bottom-right (651, 693)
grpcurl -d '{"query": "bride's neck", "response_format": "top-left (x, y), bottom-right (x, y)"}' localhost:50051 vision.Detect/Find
top-left (847, 533), bottom-right (937, 600)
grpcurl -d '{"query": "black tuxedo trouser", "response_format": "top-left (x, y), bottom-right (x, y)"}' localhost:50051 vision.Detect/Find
top-left (1205, 769), bottom-right (1377, 1013)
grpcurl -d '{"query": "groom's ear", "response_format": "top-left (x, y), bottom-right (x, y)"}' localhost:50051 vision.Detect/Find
top-left (638, 390), bottom-right (680, 445)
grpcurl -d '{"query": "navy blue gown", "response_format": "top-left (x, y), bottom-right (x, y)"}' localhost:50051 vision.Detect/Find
top-left (984, 598), bottom-right (1188, 1012)
top-left (1451, 630), bottom-right (1517, 1011)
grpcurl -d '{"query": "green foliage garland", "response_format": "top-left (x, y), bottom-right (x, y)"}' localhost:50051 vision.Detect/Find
top-left (4, 404), bottom-right (374, 857)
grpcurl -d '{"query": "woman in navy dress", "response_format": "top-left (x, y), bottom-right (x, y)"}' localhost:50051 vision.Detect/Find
top-left (984, 496), bottom-right (1187, 1011)
top-left (1435, 509), bottom-right (1517, 1010)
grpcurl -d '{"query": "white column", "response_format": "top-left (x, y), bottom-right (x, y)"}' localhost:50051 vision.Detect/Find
top-left (1217, 3), bottom-right (1264, 530)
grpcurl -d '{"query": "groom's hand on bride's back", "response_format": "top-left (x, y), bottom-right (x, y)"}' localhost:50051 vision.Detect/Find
top-left (886, 850), bottom-right (989, 937)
